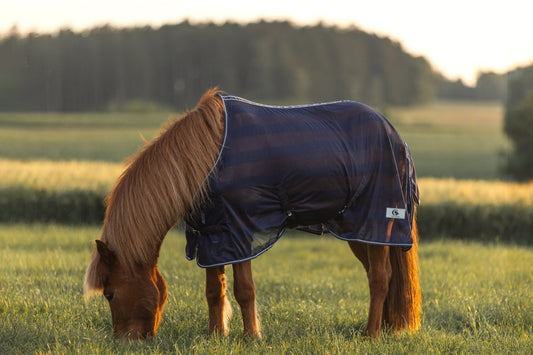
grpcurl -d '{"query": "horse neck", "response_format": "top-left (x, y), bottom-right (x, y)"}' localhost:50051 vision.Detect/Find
top-left (102, 104), bottom-right (225, 271)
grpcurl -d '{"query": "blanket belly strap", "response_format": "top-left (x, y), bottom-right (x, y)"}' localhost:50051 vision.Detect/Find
top-left (338, 175), bottom-right (369, 215)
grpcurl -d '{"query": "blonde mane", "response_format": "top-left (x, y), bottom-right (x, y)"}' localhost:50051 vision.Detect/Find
top-left (85, 88), bottom-right (225, 294)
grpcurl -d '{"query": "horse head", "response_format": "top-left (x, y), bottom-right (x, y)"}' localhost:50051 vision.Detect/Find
top-left (87, 240), bottom-right (167, 340)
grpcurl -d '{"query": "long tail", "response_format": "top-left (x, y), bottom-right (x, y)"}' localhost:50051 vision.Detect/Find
top-left (383, 206), bottom-right (421, 332)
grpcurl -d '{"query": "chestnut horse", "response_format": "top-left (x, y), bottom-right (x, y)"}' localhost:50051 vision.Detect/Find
top-left (84, 89), bottom-right (421, 340)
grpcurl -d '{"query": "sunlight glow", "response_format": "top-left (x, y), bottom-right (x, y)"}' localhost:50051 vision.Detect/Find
top-left (2, 0), bottom-right (532, 84)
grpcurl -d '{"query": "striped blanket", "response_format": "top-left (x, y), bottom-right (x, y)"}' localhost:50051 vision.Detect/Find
top-left (186, 95), bottom-right (419, 267)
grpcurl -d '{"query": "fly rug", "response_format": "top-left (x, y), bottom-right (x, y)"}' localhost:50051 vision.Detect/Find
top-left (186, 95), bottom-right (419, 266)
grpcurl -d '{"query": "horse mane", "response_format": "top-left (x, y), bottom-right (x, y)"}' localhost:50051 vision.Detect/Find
top-left (85, 88), bottom-right (225, 294)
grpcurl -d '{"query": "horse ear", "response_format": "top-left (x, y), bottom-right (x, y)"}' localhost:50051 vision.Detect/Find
top-left (95, 240), bottom-right (116, 266)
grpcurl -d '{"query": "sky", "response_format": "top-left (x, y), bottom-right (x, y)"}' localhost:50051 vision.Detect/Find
top-left (2, 0), bottom-right (533, 85)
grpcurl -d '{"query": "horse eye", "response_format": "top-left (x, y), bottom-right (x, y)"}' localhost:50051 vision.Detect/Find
top-left (104, 292), bottom-right (115, 302)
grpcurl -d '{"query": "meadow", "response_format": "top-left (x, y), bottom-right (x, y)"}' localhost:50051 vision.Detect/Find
top-left (0, 101), bottom-right (532, 353)
top-left (0, 101), bottom-right (508, 179)
top-left (389, 101), bottom-right (507, 180)
top-left (2, 159), bottom-right (532, 206)
top-left (0, 224), bottom-right (532, 354)
top-left (0, 111), bottom-right (171, 162)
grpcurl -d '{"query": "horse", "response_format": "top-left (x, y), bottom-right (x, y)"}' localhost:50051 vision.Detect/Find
top-left (84, 88), bottom-right (421, 341)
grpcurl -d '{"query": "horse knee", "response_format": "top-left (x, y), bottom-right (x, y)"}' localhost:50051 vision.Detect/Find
top-left (205, 267), bottom-right (227, 303)
top-left (232, 261), bottom-right (256, 307)
top-left (234, 280), bottom-right (255, 307)
top-left (206, 291), bottom-right (225, 307)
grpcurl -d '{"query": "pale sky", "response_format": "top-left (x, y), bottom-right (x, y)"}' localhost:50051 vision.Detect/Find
top-left (2, 0), bottom-right (533, 85)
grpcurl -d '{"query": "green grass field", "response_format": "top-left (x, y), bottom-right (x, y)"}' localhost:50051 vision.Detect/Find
top-left (0, 111), bottom-right (173, 162)
top-left (388, 101), bottom-right (508, 179)
top-left (0, 101), bottom-right (508, 179)
top-left (1, 101), bottom-right (530, 353)
top-left (0, 224), bottom-right (531, 354)
top-left (3, 159), bottom-right (532, 206)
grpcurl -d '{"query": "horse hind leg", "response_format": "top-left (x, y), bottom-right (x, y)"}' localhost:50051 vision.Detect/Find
top-left (349, 241), bottom-right (391, 337)
top-left (232, 260), bottom-right (261, 339)
top-left (205, 265), bottom-right (232, 336)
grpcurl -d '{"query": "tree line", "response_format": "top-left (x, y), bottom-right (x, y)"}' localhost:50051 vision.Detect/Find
top-left (437, 72), bottom-right (507, 102)
top-left (0, 21), bottom-right (507, 112)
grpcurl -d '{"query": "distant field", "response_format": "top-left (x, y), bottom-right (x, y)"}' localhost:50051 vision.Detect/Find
top-left (0, 111), bottom-right (173, 162)
top-left (388, 101), bottom-right (508, 179)
top-left (2, 159), bottom-right (532, 207)
top-left (0, 224), bottom-right (531, 354)
top-left (0, 101), bottom-right (507, 179)
top-left (2, 159), bottom-right (532, 243)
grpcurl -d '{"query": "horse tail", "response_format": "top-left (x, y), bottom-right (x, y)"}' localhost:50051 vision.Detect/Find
top-left (383, 205), bottom-right (421, 332)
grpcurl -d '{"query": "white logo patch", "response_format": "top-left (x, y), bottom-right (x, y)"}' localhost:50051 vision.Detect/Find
top-left (386, 208), bottom-right (406, 219)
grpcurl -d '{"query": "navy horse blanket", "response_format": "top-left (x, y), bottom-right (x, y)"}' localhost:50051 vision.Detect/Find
top-left (186, 95), bottom-right (419, 267)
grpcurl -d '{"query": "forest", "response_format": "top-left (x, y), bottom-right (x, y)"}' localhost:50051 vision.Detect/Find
top-left (0, 21), bottom-right (506, 112)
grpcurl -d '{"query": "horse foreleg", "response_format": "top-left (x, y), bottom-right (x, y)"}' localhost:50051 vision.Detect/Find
top-left (232, 260), bottom-right (261, 339)
top-left (205, 265), bottom-right (232, 336)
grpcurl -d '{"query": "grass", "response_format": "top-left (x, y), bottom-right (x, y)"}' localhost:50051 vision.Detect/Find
top-left (2, 159), bottom-right (533, 242)
top-left (0, 101), bottom-right (529, 352)
top-left (1, 224), bottom-right (531, 354)
top-left (0, 159), bottom-right (123, 193)
top-left (0, 101), bottom-right (508, 179)
top-left (0, 111), bottom-right (173, 162)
